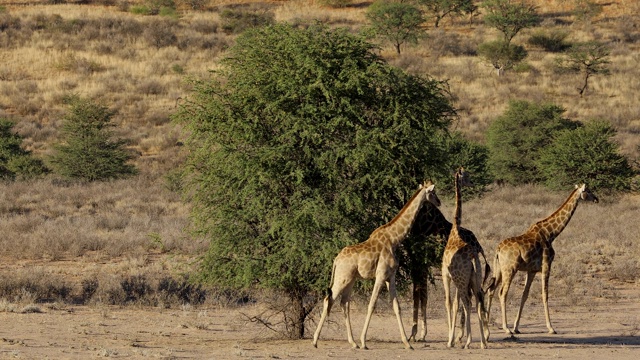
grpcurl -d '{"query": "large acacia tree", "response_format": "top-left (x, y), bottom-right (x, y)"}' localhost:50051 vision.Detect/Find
top-left (174, 23), bottom-right (456, 338)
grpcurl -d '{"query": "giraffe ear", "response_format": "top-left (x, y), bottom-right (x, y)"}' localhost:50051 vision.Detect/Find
top-left (425, 184), bottom-right (435, 192)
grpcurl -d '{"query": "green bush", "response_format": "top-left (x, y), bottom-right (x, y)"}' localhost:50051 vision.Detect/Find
top-left (477, 39), bottom-right (527, 74)
top-left (49, 97), bottom-right (137, 181)
top-left (538, 120), bottom-right (635, 192)
top-left (486, 100), bottom-right (578, 185)
top-left (0, 118), bottom-right (49, 180)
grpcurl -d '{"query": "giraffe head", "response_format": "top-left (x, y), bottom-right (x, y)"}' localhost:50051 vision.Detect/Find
top-left (456, 167), bottom-right (472, 187)
top-left (576, 184), bottom-right (599, 203)
top-left (421, 180), bottom-right (441, 207)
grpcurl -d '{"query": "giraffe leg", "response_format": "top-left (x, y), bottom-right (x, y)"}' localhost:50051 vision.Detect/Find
top-left (340, 298), bottom-right (358, 348)
top-left (454, 290), bottom-right (464, 344)
top-left (312, 292), bottom-right (335, 348)
top-left (450, 289), bottom-right (461, 347)
top-left (499, 271), bottom-right (515, 335)
top-left (460, 292), bottom-right (472, 349)
top-left (472, 261), bottom-right (488, 349)
top-left (512, 271), bottom-right (535, 334)
top-left (360, 278), bottom-right (384, 350)
top-left (409, 284), bottom-right (419, 342)
top-left (418, 284), bottom-right (427, 342)
top-left (387, 277), bottom-right (413, 350)
top-left (485, 276), bottom-right (500, 339)
top-left (542, 266), bottom-right (557, 334)
top-left (443, 273), bottom-right (455, 348)
top-left (476, 292), bottom-right (487, 349)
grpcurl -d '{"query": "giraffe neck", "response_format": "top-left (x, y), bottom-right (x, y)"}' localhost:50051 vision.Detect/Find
top-left (453, 172), bottom-right (462, 230)
top-left (412, 202), bottom-right (452, 238)
top-left (529, 187), bottom-right (582, 243)
top-left (379, 186), bottom-right (426, 247)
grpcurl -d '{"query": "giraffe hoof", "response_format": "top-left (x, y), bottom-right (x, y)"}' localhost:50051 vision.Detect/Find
top-left (549, 329), bottom-right (557, 334)
top-left (513, 329), bottom-right (521, 334)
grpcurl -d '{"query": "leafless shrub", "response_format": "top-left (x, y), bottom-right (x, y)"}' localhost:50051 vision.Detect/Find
top-left (610, 259), bottom-right (640, 282)
top-left (426, 29), bottom-right (476, 59)
top-left (144, 19), bottom-right (178, 48)
top-left (192, 18), bottom-right (218, 34)
top-left (137, 79), bottom-right (167, 95)
top-left (54, 53), bottom-right (105, 74)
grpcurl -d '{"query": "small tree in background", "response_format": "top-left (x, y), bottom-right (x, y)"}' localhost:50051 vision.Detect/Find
top-left (477, 39), bottom-right (527, 75)
top-left (555, 41), bottom-right (610, 97)
top-left (486, 100), bottom-right (578, 185)
top-left (572, 0), bottom-right (603, 23)
top-left (365, 0), bottom-right (426, 54)
top-left (538, 120), bottom-right (635, 192)
top-left (0, 118), bottom-right (48, 180)
top-left (416, 0), bottom-right (476, 28)
top-left (50, 97), bottom-right (137, 181)
top-left (482, 0), bottom-right (540, 45)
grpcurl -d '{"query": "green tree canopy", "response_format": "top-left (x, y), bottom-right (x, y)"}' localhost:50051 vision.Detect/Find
top-left (538, 120), bottom-right (635, 192)
top-left (482, 0), bottom-right (540, 44)
top-left (49, 97), bottom-right (137, 181)
top-left (0, 118), bottom-right (48, 180)
top-left (486, 100), bottom-right (578, 185)
top-left (365, 0), bottom-right (426, 54)
top-left (477, 39), bottom-right (528, 75)
top-left (417, 0), bottom-right (476, 28)
top-left (174, 23), bottom-right (456, 338)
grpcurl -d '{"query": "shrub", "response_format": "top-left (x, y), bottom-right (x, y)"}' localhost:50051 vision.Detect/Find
top-left (0, 118), bottom-right (49, 180)
top-left (527, 29), bottom-right (570, 52)
top-left (219, 7), bottom-right (275, 35)
top-left (319, 0), bottom-right (352, 7)
top-left (143, 19), bottom-right (178, 48)
top-left (477, 39), bottom-right (527, 75)
top-left (49, 97), bottom-right (137, 181)
top-left (486, 100), bottom-right (578, 185)
top-left (538, 120), bottom-right (635, 192)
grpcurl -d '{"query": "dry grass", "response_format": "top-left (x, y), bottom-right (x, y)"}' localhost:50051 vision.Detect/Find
top-left (0, 0), bottom-right (638, 312)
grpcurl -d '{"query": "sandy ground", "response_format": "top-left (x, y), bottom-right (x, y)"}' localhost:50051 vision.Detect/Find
top-left (0, 282), bottom-right (638, 360)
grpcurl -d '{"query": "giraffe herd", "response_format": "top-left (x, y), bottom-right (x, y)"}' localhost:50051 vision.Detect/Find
top-left (313, 168), bottom-right (599, 350)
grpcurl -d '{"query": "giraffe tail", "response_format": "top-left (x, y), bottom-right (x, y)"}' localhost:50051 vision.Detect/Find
top-left (325, 259), bottom-right (337, 299)
top-left (480, 251), bottom-right (491, 288)
top-left (485, 253), bottom-right (501, 292)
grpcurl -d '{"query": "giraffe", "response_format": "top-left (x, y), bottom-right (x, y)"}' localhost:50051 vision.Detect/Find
top-left (486, 184), bottom-right (598, 336)
top-left (405, 200), bottom-right (490, 342)
top-left (312, 180), bottom-right (441, 350)
top-left (441, 167), bottom-right (489, 349)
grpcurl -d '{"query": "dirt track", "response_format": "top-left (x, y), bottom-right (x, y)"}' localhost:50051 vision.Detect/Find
top-left (1, 281), bottom-right (638, 359)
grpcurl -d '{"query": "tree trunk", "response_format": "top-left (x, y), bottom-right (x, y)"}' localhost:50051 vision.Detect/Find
top-left (285, 289), bottom-right (306, 339)
top-left (578, 72), bottom-right (591, 97)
